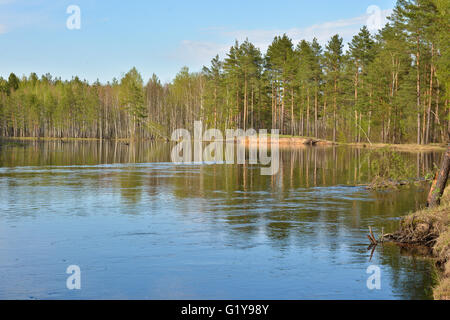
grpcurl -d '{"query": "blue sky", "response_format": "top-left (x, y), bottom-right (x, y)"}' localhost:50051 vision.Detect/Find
top-left (0, 0), bottom-right (396, 83)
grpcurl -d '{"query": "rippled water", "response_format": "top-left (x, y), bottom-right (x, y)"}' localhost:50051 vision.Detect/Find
top-left (0, 140), bottom-right (443, 299)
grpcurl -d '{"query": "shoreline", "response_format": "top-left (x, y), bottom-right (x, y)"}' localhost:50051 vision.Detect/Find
top-left (1, 136), bottom-right (447, 152)
top-left (344, 142), bottom-right (447, 152)
top-left (242, 136), bottom-right (334, 147)
top-left (383, 189), bottom-right (450, 300)
top-left (0, 137), bottom-right (137, 142)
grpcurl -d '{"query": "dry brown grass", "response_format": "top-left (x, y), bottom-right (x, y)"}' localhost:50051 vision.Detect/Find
top-left (433, 216), bottom-right (450, 300)
top-left (387, 191), bottom-right (450, 245)
top-left (434, 277), bottom-right (450, 300)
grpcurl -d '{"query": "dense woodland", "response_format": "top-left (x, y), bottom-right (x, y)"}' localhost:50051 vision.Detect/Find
top-left (0, 0), bottom-right (449, 144)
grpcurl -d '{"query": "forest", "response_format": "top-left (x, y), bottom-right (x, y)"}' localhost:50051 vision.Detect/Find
top-left (0, 0), bottom-right (448, 144)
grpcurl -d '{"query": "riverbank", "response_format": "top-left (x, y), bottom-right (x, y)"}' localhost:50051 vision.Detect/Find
top-left (1, 136), bottom-right (447, 152)
top-left (244, 136), bottom-right (447, 151)
top-left (243, 136), bottom-right (333, 147)
top-left (384, 189), bottom-right (450, 300)
top-left (345, 142), bottom-right (447, 152)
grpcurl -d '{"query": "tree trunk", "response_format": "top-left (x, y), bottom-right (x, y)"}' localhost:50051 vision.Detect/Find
top-left (323, 96), bottom-right (327, 140)
top-left (244, 72), bottom-right (247, 131)
top-left (354, 65), bottom-right (358, 143)
top-left (291, 87), bottom-right (294, 136)
top-left (306, 87), bottom-right (310, 137)
top-left (428, 146), bottom-right (450, 207)
top-left (426, 45), bottom-right (434, 144)
top-left (333, 77), bottom-right (337, 143)
top-left (281, 80), bottom-right (285, 133)
top-left (416, 35), bottom-right (421, 145)
top-left (314, 85), bottom-right (318, 138)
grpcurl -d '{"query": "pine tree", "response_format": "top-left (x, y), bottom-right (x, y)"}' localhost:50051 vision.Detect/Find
top-left (265, 34), bottom-right (295, 133)
top-left (349, 26), bottom-right (375, 142)
top-left (203, 55), bottom-right (224, 128)
top-left (119, 67), bottom-right (146, 139)
top-left (324, 35), bottom-right (344, 142)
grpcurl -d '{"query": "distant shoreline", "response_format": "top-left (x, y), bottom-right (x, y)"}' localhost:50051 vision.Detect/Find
top-left (242, 136), bottom-right (447, 152)
top-left (0, 136), bottom-right (447, 152)
top-left (344, 142), bottom-right (448, 152)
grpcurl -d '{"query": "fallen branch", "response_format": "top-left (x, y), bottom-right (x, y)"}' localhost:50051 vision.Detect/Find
top-left (368, 226), bottom-right (378, 245)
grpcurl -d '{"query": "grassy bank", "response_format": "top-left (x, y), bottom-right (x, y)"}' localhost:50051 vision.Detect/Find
top-left (345, 142), bottom-right (447, 152)
top-left (384, 188), bottom-right (450, 300)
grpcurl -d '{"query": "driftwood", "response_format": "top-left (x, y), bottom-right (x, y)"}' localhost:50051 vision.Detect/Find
top-left (367, 227), bottom-right (378, 261)
top-left (303, 138), bottom-right (320, 145)
top-left (367, 226), bottom-right (377, 245)
top-left (366, 227), bottom-right (386, 261)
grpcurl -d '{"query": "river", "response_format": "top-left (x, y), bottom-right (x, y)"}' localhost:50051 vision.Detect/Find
top-left (0, 140), bottom-right (442, 299)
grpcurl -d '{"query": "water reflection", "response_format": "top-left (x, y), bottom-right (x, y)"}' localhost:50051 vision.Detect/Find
top-left (0, 139), bottom-right (443, 299)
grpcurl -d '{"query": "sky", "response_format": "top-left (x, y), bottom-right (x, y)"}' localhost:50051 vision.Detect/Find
top-left (0, 0), bottom-right (397, 84)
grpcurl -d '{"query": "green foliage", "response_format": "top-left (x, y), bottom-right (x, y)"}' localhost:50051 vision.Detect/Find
top-left (0, 1), bottom-right (447, 142)
top-left (119, 67), bottom-right (146, 121)
top-left (369, 148), bottom-right (416, 181)
top-left (8, 73), bottom-right (20, 92)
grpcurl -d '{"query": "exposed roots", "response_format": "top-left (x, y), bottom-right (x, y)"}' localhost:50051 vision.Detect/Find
top-left (382, 215), bottom-right (441, 246)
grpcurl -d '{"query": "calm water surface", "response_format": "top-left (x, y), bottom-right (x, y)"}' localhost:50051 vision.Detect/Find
top-left (0, 140), bottom-right (443, 299)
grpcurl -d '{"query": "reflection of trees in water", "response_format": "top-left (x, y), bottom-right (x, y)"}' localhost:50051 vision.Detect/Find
top-left (1, 141), bottom-right (441, 177)
top-left (1, 143), bottom-right (441, 223)
top-left (118, 170), bottom-right (144, 205)
top-left (3, 141), bottom-right (439, 229)
top-left (0, 139), bottom-right (173, 166)
top-left (377, 244), bottom-right (437, 300)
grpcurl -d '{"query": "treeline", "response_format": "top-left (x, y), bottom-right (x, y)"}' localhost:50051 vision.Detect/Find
top-left (0, 0), bottom-right (448, 143)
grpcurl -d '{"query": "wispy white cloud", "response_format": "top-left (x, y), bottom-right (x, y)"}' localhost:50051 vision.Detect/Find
top-left (219, 8), bottom-right (393, 50)
top-left (174, 40), bottom-right (230, 65)
top-left (0, 24), bottom-right (6, 34)
top-left (175, 8), bottom-right (392, 68)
